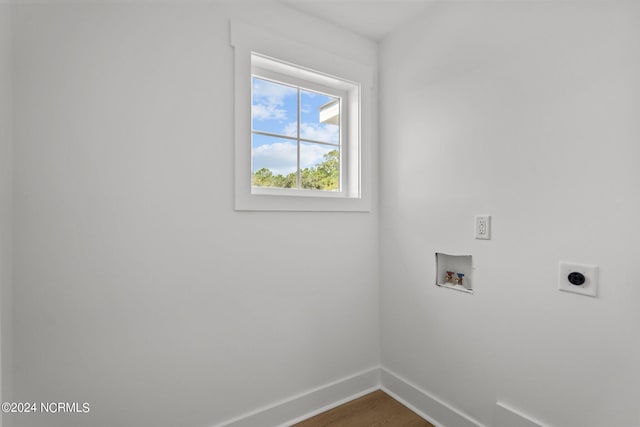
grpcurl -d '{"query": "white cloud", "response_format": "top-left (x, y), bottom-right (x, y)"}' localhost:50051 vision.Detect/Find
top-left (252, 141), bottom-right (332, 175)
top-left (252, 142), bottom-right (297, 176)
top-left (252, 104), bottom-right (287, 121)
top-left (300, 123), bottom-right (339, 144)
top-left (252, 79), bottom-right (296, 122)
top-left (282, 122), bottom-right (339, 144)
top-left (282, 122), bottom-right (298, 138)
top-left (300, 144), bottom-right (333, 169)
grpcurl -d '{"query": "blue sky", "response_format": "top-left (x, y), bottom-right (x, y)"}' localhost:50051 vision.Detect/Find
top-left (251, 77), bottom-right (339, 176)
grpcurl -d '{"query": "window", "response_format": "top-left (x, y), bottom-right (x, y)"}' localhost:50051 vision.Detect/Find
top-left (251, 54), bottom-right (347, 196)
top-left (231, 21), bottom-right (372, 211)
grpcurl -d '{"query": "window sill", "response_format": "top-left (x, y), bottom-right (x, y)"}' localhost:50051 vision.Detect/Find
top-left (235, 192), bottom-right (370, 212)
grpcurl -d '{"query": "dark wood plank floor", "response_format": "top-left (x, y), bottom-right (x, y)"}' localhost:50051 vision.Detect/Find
top-left (291, 390), bottom-right (434, 427)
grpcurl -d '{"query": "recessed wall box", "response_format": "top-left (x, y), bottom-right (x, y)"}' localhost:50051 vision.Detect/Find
top-left (436, 253), bottom-right (473, 293)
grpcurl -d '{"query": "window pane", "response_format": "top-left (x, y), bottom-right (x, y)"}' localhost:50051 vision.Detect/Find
top-left (300, 89), bottom-right (340, 144)
top-left (252, 134), bottom-right (298, 188)
top-left (252, 77), bottom-right (298, 137)
top-left (300, 142), bottom-right (340, 191)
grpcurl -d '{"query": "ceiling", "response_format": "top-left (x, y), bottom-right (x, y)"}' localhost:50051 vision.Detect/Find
top-left (279, 0), bottom-right (434, 41)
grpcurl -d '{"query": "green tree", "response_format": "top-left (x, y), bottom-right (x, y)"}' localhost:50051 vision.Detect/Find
top-left (301, 150), bottom-right (339, 191)
top-left (252, 167), bottom-right (273, 187)
top-left (253, 150), bottom-right (339, 191)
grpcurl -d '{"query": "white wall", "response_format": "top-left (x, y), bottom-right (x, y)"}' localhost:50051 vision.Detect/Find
top-left (379, 1), bottom-right (640, 427)
top-left (0, 3), bottom-right (12, 423)
top-left (10, 2), bottom-right (378, 426)
top-left (11, 1), bottom-right (640, 426)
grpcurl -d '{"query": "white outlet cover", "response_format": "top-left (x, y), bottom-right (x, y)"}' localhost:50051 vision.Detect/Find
top-left (475, 215), bottom-right (491, 240)
top-left (558, 261), bottom-right (598, 297)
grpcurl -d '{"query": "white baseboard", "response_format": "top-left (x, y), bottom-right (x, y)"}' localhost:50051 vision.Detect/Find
top-left (213, 366), bottom-right (381, 427)
top-left (380, 367), bottom-right (485, 427)
top-left (493, 402), bottom-right (546, 427)
top-left (214, 366), bottom-right (487, 427)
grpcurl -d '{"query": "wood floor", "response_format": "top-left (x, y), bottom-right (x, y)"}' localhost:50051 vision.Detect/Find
top-left (291, 390), bottom-right (435, 427)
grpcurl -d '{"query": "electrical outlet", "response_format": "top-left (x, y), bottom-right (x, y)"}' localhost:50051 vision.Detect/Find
top-left (558, 261), bottom-right (598, 297)
top-left (475, 215), bottom-right (491, 240)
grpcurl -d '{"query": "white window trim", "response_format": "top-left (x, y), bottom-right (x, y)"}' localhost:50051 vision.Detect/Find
top-left (230, 20), bottom-right (373, 212)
